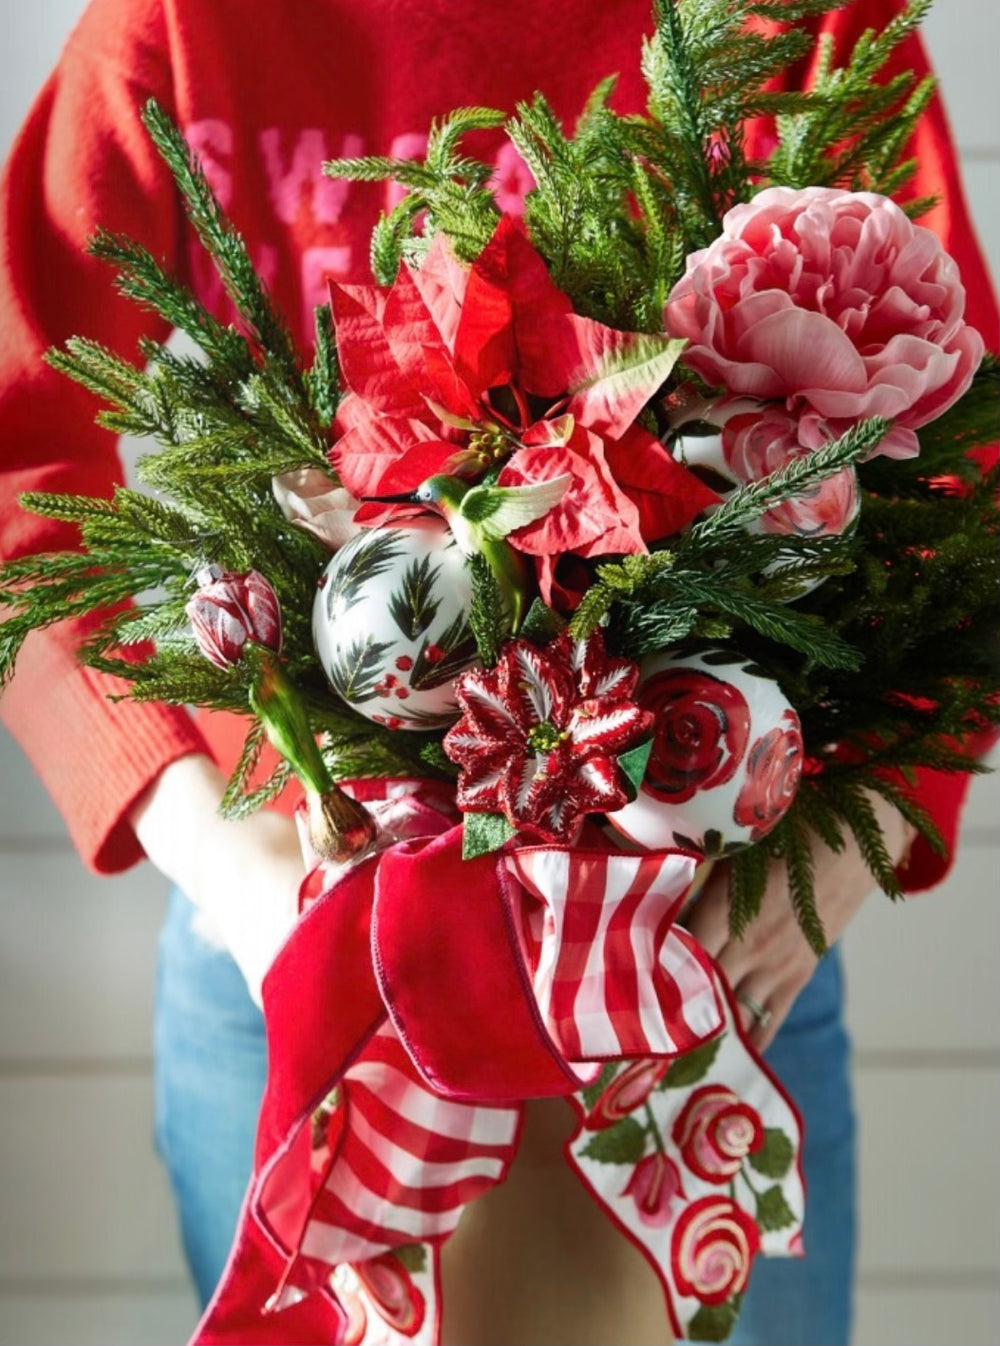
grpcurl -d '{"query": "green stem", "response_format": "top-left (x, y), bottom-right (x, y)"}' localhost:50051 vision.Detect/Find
top-left (737, 1163), bottom-right (763, 1203)
top-left (643, 1101), bottom-right (667, 1155)
top-left (247, 646), bottom-right (332, 796)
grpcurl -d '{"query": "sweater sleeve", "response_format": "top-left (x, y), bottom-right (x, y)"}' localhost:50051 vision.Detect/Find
top-left (0, 0), bottom-right (209, 874)
top-left (791, 1), bottom-right (999, 894)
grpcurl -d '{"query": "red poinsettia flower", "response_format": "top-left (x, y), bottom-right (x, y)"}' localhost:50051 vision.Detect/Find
top-left (443, 630), bottom-right (653, 843)
top-left (329, 218), bottom-right (718, 600)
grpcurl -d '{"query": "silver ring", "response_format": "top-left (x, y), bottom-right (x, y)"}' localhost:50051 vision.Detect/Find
top-left (737, 990), bottom-right (772, 1030)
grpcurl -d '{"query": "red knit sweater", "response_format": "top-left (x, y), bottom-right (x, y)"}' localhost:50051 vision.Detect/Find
top-left (1, 0), bottom-right (995, 878)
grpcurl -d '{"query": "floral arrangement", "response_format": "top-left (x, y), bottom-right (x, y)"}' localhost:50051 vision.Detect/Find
top-left (1, 0), bottom-right (997, 1341)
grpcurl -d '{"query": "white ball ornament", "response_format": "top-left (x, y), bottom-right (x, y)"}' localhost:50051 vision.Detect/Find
top-left (312, 521), bottom-right (478, 730)
top-left (606, 648), bottom-right (804, 857)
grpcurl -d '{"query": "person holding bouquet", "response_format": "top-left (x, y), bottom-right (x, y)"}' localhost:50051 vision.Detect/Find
top-left (1, 0), bottom-right (995, 1343)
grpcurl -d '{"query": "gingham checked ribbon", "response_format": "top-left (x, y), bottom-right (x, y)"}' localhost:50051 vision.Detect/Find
top-left (193, 788), bottom-right (803, 1346)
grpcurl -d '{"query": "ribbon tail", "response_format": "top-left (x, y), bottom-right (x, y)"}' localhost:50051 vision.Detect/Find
top-left (564, 956), bottom-right (806, 1343)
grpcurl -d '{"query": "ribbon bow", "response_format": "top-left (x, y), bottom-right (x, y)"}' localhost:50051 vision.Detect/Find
top-left (194, 786), bottom-right (803, 1346)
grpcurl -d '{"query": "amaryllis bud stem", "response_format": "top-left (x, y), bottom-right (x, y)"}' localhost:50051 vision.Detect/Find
top-left (245, 645), bottom-right (377, 862)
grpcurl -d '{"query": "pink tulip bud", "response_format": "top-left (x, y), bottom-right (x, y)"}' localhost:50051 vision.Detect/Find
top-left (186, 567), bottom-right (282, 669)
top-left (621, 1152), bottom-right (686, 1227)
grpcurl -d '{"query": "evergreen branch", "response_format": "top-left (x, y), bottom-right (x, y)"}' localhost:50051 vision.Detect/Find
top-left (220, 757), bottom-right (293, 819)
top-left (727, 839), bottom-right (770, 939)
top-left (305, 304), bottom-right (340, 428)
top-left (569, 551), bottom-right (677, 638)
top-left (236, 372), bottom-right (330, 466)
top-left (140, 100), bottom-right (303, 390)
top-left (322, 156), bottom-right (443, 186)
top-left (779, 809), bottom-right (827, 955)
top-left (823, 777), bottom-right (905, 899)
top-left (688, 418), bottom-right (889, 544)
top-left (219, 719), bottom-right (268, 816)
top-left (87, 229), bottom-right (253, 377)
top-left (45, 340), bottom-right (155, 429)
top-left (616, 571), bottom-right (862, 669)
top-left (426, 107), bottom-right (507, 165)
top-left (863, 773), bottom-right (946, 857)
top-left (766, 0), bottom-right (934, 192)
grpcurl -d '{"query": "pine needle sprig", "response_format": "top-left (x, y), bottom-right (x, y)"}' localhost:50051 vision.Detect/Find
top-left (220, 757), bottom-right (293, 820)
top-left (468, 553), bottom-right (507, 668)
top-left (324, 106), bottom-right (505, 270)
top-left (87, 229), bottom-right (253, 379)
top-left (688, 417), bottom-right (890, 546)
top-left (777, 807), bottom-right (827, 953)
top-left (766, 0), bottom-right (934, 196)
top-left (612, 569), bottom-right (862, 669)
top-left (141, 100), bottom-right (304, 391)
top-left (304, 305), bottom-right (340, 428)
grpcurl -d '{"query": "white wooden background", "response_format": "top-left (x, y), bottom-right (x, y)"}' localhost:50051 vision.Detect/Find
top-left (1, 3), bottom-right (997, 1343)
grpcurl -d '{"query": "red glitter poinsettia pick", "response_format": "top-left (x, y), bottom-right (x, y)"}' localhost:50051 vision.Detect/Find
top-left (443, 629), bottom-right (653, 844)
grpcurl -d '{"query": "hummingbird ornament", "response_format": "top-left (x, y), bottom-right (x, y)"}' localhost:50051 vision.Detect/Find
top-left (371, 472), bottom-right (572, 631)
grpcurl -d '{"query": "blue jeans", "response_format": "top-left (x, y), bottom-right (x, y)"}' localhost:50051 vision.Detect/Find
top-left (154, 888), bottom-right (855, 1343)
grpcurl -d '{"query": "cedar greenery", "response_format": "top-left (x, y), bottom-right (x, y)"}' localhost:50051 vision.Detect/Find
top-left (0, 0), bottom-right (995, 939)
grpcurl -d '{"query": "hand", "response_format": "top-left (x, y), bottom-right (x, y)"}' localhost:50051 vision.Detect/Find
top-left (129, 753), bottom-right (305, 1006)
top-left (684, 795), bottom-right (917, 1052)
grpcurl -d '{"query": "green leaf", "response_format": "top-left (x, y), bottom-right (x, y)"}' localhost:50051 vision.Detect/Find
top-left (579, 1115), bottom-right (647, 1165)
top-left (618, 737), bottom-right (653, 801)
top-left (462, 812), bottom-right (516, 859)
top-left (519, 598), bottom-right (565, 645)
top-left (686, 1300), bottom-right (740, 1343)
top-left (755, 1184), bottom-right (797, 1232)
top-left (661, 1034), bottom-right (723, 1089)
top-left (393, 1243), bottom-right (428, 1274)
top-left (748, 1128), bottom-right (794, 1181)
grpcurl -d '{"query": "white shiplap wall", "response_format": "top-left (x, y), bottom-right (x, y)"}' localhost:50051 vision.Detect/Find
top-left (1, 3), bottom-right (997, 1343)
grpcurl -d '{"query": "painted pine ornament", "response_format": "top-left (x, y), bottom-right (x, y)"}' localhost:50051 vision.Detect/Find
top-left (312, 521), bottom-right (478, 730)
top-left (606, 648), bottom-right (804, 857)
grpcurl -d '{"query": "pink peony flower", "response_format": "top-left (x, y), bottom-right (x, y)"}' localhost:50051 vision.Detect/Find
top-left (721, 405), bottom-right (860, 537)
top-left (622, 1152), bottom-right (687, 1227)
top-left (664, 187), bottom-right (983, 459)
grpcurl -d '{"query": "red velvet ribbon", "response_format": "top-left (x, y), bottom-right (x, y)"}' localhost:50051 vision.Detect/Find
top-left (193, 810), bottom-right (729, 1345)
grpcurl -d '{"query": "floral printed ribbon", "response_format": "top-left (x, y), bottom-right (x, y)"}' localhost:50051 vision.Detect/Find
top-left (192, 784), bottom-right (804, 1346)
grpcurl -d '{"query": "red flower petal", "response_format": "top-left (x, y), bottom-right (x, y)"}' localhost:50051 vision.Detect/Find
top-left (408, 230), bottom-right (470, 350)
top-left (499, 641), bottom-right (574, 731)
top-left (332, 413), bottom-right (446, 500)
top-left (554, 316), bottom-right (687, 439)
top-left (382, 264), bottom-right (480, 420)
top-left (454, 217), bottom-right (574, 398)
top-left (329, 283), bottom-right (424, 419)
top-left (603, 425), bottom-right (721, 543)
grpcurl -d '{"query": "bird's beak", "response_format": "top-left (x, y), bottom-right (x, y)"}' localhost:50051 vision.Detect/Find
top-left (364, 492), bottom-right (420, 504)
